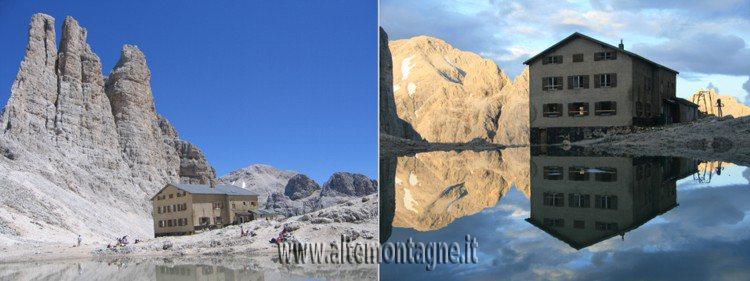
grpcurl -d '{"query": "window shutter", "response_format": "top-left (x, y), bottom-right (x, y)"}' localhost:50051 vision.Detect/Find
top-left (557, 56), bottom-right (563, 64)
top-left (556, 76), bottom-right (563, 90)
top-left (583, 75), bottom-right (589, 88)
top-left (594, 75), bottom-right (601, 88)
top-left (611, 73), bottom-right (617, 87)
top-left (611, 51), bottom-right (617, 60)
top-left (595, 195), bottom-right (602, 208)
top-left (595, 102), bottom-right (602, 112)
top-left (594, 52), bottom-right (602, 61)
top-left (568, 76), bottom-right (574, 89)
top-left (542, 77), bottom-right (548, 91)
top-left (612, 196), bottom-right (618, 210)
top-left (569, 194), bottom-right (574, 207)
top-left (584, 195), bottom-right (590, 208)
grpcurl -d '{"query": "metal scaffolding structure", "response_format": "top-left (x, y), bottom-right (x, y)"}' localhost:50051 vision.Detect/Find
top-left (692, 89), bottom-right (714, 116)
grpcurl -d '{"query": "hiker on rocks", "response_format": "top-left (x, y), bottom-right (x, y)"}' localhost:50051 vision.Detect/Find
top-left (77, 235), bottom-right (82, 247)
top-left (240, 226), bottom-right (246, 237)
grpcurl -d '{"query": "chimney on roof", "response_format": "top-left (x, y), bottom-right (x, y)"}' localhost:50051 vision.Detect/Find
top-left (618, 39), bottom-right (624, 50)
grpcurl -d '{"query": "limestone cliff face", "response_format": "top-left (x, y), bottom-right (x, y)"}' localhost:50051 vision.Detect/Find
top-left (0, 14), bottom-right (214, 244)
top-left (389, 36), bottom-right (529, 144)
top-left (392, 148), bottom-right (530, 231)
top-left (690, 89), bottom-right (750, 118)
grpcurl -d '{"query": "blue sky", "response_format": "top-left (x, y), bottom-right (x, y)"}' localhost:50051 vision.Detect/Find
top-left (381, 0), bottom-right (750, 104)
top-left (0, 1), bottom-right (377, 184)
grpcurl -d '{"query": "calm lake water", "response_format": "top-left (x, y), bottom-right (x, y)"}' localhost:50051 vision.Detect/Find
top-left (381, 148), bottom-right (750, 280)
top-left (0, 256), bottom-right (376, 281)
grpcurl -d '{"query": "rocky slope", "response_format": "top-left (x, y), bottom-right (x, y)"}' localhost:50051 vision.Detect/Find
top-left (0, 14), bottom-right (214, 245)
top-left (392, 148), bottom-right (530, 231)
top-left (690, 89), bottom-right (750, 117)
top-left (217, 165), bottom-right (377, 218)
top-left (265, 172), bottom-right (377, 218)
top-left (217, 164), bottom-right (298, 206)
top-left (389, 35), bottom-right (529, 145)
top-left (576, 115), bottom-right (750, 166)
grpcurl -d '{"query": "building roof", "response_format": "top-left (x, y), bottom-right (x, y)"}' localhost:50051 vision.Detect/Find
top-left (150, 183), bottom-right (259, 200)
top-left (523, 32), bottom-right (679, 74)
top-left (666, 97), bottom-right (699, 108)
top-left (249, 209), bottom-right (277, 215)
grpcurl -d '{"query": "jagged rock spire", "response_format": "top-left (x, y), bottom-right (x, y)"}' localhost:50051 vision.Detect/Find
top-left (0, 14), bottom-right (58, 137)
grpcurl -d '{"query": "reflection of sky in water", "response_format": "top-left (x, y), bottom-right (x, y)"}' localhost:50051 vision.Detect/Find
top-left (382, 165), bottom-right (750, 281)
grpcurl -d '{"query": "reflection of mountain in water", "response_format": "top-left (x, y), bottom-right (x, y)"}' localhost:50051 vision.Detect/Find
top-left (393, 148), bottom-right (530, 231)
top-left (527, 152), bottom-right (698, 250)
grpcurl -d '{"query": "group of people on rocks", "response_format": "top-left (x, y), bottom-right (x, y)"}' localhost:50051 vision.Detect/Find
top-left (240, 226), bottom-right (256, 238)
top-left (106, 235), bottom-right (136, 248)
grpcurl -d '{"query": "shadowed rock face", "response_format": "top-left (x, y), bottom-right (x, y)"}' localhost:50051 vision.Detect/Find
top-left (322, 172), bottom-right (378, 197)
top-left (0, 14), bottom-right (215, 244)
top-left (285, 174), bottom-right (321, 200)
top-left (379, 27), bottom-right (422, 141)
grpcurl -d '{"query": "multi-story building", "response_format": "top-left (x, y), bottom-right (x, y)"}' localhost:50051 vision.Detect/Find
top-left (524, 32), bottom-right (697, 144)
top-left (526, 153), bottom-right (697, 249)
top-left (151, 183), bottom-right (263, 237)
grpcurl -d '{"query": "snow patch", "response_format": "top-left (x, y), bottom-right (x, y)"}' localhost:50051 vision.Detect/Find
top-left (393, 84), bottom-right (400, 92)
top-left (403, 188), bottom-right (419, 212)
top-left (395, 177), bottom-right (402, 185)
top-left (401, 54), bottom-right (416, 81)
top-left (408, 172), bottom-right (418, 186)
top-left (407, 82), bottom-right (417, 97)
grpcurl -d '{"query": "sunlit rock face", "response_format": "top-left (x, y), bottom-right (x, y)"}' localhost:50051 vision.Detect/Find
top-left (389, 36), bottom-right (529, 145)
top-left (0, 14), bottom-right (214, 244)
top-left (690, 89), bottom-right (750, 117)
top-left (392, 148), bottom-right (530, 231)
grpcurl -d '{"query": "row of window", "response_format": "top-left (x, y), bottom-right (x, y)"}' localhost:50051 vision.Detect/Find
top-left (543, 192), bottom-right (618, 209)
top-left (543, 218), bottom-right (619, 231)
top-left (543, 166), bottom-right (617, 181)
top-left (157, 203), bottom-right (188, 214)
top-left (542, 51), bottom-right (616, 65)
top-left (156, 191), bottom-right (188, 201)
top-left (198, 216), bottom-right (223, 225)
top-left (542, 102), bottom-right (617, 118)
top-left (231, 201), bottom-right (256, 209)
top-left (543, 74), bottom-right (618, 91)
top-left (158, 218), bottom-right (189, 228)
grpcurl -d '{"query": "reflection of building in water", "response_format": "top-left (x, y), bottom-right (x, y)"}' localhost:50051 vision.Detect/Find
top-left (155, 264), bottom-right (264, 281)
top-left (526, 153), bottom-right (697, 250)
